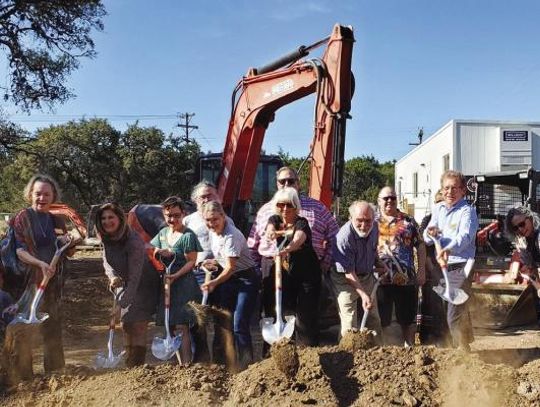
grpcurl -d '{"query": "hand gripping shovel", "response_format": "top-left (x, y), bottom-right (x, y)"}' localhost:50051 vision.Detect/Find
top-left (260, 239), bottom-right (295, 345)
top-left (11, 235), bottom-right (73, 325)
top-left (429, 235), bottom-right (469, 305)
top-left (360, 275), bottom-right (381, 331)
top-left (96, 287), bottom-right (126, 368)
top-left (152, 254), bottom-right (182, 361)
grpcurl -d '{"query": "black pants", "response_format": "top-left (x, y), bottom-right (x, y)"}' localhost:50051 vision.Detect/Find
top-left (262, 265), bottom-right (321, 348)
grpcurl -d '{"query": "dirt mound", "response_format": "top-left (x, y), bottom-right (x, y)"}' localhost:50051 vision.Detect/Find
top-left (3, 363), bottom-right (230, 406)
top-left (338, 329), bottom-right (375, 352)
top-left (2, 260), bottom-right (540, 406)
top-left (2, 345), bottom-right (540, 406)
top-left (516, 359), bottom-right (540, 403)
top-left (269, 339), bottom-right (299, 377)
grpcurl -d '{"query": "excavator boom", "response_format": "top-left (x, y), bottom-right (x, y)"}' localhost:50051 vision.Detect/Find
top-left (217, 24), bottom-right (354, 217)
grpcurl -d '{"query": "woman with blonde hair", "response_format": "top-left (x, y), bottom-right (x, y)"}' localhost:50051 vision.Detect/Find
top-left (200, 201), bottom-right (258, 370)
top-left (7, 174), bottom-right (73, 378)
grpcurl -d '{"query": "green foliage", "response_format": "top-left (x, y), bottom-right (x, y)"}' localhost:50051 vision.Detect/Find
top-left (275, 148), bottom-right (395, 223)
top-left (0, 119), bottom-right (201, 212)
top-left (0, 0), bottom-right (106, 110)
top-left (339, 155), bottom-right (395, 222)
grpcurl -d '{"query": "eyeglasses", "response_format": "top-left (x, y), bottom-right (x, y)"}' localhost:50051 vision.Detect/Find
top-left (276, 202), bottom-right (295, 209)
top-left (277, 178), bottom-right (297, 186)
top-left (512, 220), bottom-right (528, 232)
top-left (380, 196), bottom-right (397, 202)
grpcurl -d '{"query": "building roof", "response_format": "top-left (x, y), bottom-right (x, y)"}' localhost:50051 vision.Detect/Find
top-left (396, 119), bottom-right (540, 165)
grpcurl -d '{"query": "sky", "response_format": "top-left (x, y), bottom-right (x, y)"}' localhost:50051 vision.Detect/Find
top-left (4, 0), bottom-right (540, 162)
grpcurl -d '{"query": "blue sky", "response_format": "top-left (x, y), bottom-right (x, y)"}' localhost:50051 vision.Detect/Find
top-left (4, 0), bottom-right (540, 162)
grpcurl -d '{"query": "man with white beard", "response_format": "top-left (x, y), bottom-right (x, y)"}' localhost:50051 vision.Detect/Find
top-left (331, 200), bottom-right (383, 339)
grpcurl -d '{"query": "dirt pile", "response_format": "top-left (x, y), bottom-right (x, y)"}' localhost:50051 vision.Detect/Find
top-left (338, 329), bottom-right (375, 352)
top-left (269, 339), bottom-right (299, 378)
top-left (1, 260), bottom-right (540, 406)
top-left (2, 345), bottom-right (540, 406)
top-left (4, 363), bottom-right (231, 406)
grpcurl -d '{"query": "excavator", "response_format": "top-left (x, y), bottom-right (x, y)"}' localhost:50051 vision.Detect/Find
top-left (214, 23), bottom-right (355, 227)
top-left (128, 23), bottom-right (354, 271)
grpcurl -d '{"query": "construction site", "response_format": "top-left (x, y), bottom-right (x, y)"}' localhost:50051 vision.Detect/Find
top-left (1, 258), bottom-right (540, 406)
top-left (1, 3), bottom-right (540, 406)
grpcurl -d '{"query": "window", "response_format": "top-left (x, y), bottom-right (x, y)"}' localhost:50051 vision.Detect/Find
top-left (413, 172), bottom-right (418, 198)
top-left (443, 154), bottom-right (450, 172)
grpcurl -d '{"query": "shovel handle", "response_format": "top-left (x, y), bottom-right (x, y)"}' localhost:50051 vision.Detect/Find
top-left (274, 254), bottom-right (282, 290)
top-left (164, 280), bottom-right (171, 308)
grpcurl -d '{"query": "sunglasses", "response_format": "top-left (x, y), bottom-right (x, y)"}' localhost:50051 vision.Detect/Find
top-left (380, 196), bottom-right (397, 202)
top-left (278, 178), bottom-right (297, 186)
top-left (276, 202), bottom-right (295, 209)
top-left (512, 220), bottom-right (528, 232)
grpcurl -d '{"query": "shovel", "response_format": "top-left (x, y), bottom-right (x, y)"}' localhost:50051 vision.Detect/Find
top-left (11, 235), bottom-right (73, 325)
top-left (360, 275), bottom-right (380, 331)
top-left (261, 239), bottom-right (296, 345)
top-left (152, 253), bottom-right (182, 361)
top-left (96, 287), bottom-right (126, 368)
top-left (429, 235), bottom-right (469, 305)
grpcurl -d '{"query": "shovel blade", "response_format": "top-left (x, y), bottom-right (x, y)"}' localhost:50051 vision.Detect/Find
top-left (95, 350), bottom-right (125, 369)
top-left (433, 285), bottom-right (469, 305)
top-left (151, 335), bottom-right (181, 360)
top-left (10, 312), bottom-right (49, 325)
top-left (261, 315), bottom-right (296, 345)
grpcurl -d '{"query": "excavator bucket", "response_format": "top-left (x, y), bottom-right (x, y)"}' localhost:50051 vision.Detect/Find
top-left (470, 281), bottom-right (537, 329)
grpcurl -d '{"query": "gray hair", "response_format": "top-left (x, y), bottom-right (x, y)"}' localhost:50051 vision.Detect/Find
top-left (191, 180), bottom-right (217, 201)
top-left (201, 201), bottom-right (225, 217)
top-left (276, 166), bottom-right (299, 180)
top-left (348, 200), bottom-right (375, 218)
top-left (505, 206), bottom-right (540, 241)
top-left (271, 187), bottom-right (301, 215)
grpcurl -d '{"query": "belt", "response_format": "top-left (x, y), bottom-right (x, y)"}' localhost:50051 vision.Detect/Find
top-left (447, 262), bottom-right (466, 271)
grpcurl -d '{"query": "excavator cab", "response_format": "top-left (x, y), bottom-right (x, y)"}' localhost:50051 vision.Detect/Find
top-left (469, 167), bottom-right (540, 328)
top-left (196, 153), bottom-right (283, 234)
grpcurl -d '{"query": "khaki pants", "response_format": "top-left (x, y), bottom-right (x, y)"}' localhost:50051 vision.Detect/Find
top-left (330, 271), bottom-right (383, 341)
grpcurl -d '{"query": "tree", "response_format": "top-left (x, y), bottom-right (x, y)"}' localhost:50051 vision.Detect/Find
top-left (338, 155), bottom-right (395, 222)
top-left (0, 0), bottom-right (105, 110)
top-left (0, 119), bottom-right (202, 212)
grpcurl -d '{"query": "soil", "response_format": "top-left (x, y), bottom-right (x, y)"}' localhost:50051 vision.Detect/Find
top-left (2, 253), bottom-right (540, 406)
top-left (270, 339), bottom-right (299, 377)
top-left (339, 329), bottom-right (375, 352)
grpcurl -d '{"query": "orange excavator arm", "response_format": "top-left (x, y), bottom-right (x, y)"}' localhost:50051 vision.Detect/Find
top-left (217, 24), bottom-right (354, 215)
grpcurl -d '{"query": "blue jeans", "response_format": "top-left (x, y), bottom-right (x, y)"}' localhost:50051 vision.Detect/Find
top-left (211, 268), bottom-right (260, 365)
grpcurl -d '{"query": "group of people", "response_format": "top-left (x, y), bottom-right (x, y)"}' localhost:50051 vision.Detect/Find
top-left (2, 167), bottom-right (540, 379)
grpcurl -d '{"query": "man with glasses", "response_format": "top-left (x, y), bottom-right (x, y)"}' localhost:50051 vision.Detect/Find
top-left (332, 200), bottom-right (383, 338)
top-left (376, 186), bottom-right (426, 346)
top-left (248, 166), bottom-right (339, 273)
top-left (423, 170), bottom-right (478, 351)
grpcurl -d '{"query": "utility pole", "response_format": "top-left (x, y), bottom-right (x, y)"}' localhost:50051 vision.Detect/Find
top-left (176, 112), bottom-right (198, 143)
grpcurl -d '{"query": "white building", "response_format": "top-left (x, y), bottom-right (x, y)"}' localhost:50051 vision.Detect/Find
top-left (395, 119), bottom-right (540, 221)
